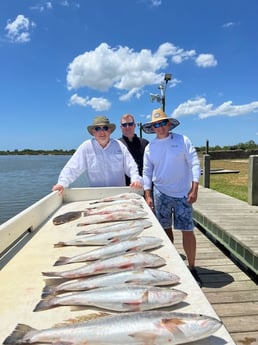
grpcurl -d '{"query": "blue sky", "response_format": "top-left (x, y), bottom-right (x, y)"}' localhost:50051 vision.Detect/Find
top-left (0, 0), bottom-right (258, 151)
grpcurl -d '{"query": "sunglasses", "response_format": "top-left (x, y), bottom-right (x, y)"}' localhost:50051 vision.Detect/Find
top-left (94, 126), bottom-right (109, 132)
top-left (121, 122), bottom-right (134, 128)
top-left (152, 120), bottom-right (169, 128)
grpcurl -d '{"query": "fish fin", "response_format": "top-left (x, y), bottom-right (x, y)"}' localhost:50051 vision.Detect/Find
top-left (54, 256), bottom-right (70, 266)
top-left (3, 324), bottom-right (37, 345)
top-left (161, 317), bottom-right (185, 332)
top-left (33, 296), bottom-right (56, 312)
top-left (55, 312), bottom-right (110, 327)
top-left (129, 331), bottom-right (157, 342)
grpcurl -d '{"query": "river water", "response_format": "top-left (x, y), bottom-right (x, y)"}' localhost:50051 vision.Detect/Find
top-left (0, 155), bottom-right (88, 225)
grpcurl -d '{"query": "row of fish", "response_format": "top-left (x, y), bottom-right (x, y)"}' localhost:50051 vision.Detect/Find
top-left (52, 192), bottom-right (144, 225)
top-left (3, 192), bottom-right (222, 345)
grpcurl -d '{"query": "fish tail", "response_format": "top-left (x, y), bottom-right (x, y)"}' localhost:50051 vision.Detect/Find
top-left (33, 296), bottom-right (56, 312)
top-left (54, 256), bottom-right (70, 266)
top-left (3, 323), bottom-right (36, 344)
top-left (41, 285), bottom-right (55, 298)
top-left (54, 242), bottom-right (65, 248)
top-left (42, 271), bottom-right (60, 277)
top-left (41, 279), bottom-right (59, 297)
top-left (77, 230), bottom-right (87, 235)
top-left (41, 278), bottom-right (68, 297)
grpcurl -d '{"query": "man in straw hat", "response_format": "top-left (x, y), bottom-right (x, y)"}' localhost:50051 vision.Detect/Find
top-left (52, 116), bottom-right (142, 194)
top-left (142, 108), bottom-right (202, 287)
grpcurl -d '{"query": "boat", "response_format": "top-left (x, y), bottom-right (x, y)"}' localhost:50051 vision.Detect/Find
top-left (0, 187), bottom-right (236, 344)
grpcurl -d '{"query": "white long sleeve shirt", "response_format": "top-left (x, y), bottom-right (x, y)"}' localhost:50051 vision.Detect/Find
top-left (57, 138), bottom-right (141, 188)
top-left (143, 133), bottom-right (200, 197)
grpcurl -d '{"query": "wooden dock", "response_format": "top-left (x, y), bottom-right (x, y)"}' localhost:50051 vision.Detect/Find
top-left (193, 186), bottom-right (258, 277)
top-left (174, 186), bottom-right (258, 345)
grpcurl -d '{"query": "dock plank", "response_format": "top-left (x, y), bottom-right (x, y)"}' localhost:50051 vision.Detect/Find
top-left (174, 224), bottom-right (258, 345)
top-left (193, 186), bottom-right (258, 276)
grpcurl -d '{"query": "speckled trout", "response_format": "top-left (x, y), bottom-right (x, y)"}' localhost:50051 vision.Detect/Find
top-left (54, 236), bottom-right (163, 265)
top-left (3, 311), bottom-right (222, 345)
top-left (41, 269), bottom-right (180, 297)
top-left (34, 285), bottom-right (187, 312)
top-left (42, 252), bottom-right (166, 279)
top-left (54, 226), bottom-right (144, 247)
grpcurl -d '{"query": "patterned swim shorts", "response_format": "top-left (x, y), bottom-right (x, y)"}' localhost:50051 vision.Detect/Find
top-left (153, 186), bottom-right (194, 231)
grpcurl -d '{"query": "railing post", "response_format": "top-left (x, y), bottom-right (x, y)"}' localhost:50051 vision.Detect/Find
top-left (203, 154), bottom-right (210, 188)
top-left (248, 155), bottom-right (258, 205)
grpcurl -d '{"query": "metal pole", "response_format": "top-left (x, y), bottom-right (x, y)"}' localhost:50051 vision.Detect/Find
top-left (139, 123), bottom-right (143, 138)
top-left (162, 95), bottom-right (165, 112)
top-left (203, 154), bottom-right (210, 188)
top-left (137, 122), bottom-right (143, 138)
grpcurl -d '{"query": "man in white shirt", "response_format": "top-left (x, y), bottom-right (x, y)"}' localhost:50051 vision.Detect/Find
top-left (142, 108), bottom-right (202, 287)
top-left (52, 116), bottom-right (142, 194)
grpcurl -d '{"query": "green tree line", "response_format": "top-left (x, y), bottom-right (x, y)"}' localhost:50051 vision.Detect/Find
top-left (196, 140), bottom-right (258, 152)
top-left (0, 149), bottom-right (76, 156)
top-left (0, 140), bottom-right (257, 155)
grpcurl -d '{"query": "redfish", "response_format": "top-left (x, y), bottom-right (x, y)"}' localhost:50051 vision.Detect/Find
top-left (41, 268), bottom-right (180, 297)
top-left (42, 252), bottom-right (166, 279)
top-left (76, 210), bottom-right (148, 226)
top-left (89, 192), bottom-right (142, 204)
top-left (54, 226), bottom-right (144, 247)
top-left (34, 285), bottom-right (187, 312)
top-left (54, 236), bottom-right (163, 265)
top-left (77, 219), bottom-right (152, 235)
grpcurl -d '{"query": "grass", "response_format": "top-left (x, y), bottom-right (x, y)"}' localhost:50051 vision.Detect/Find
top-left (199, 158), bottom-right (249, 202)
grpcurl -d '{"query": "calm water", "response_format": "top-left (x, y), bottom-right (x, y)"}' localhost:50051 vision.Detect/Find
top-left (0, 155), bottom-right (88, 225)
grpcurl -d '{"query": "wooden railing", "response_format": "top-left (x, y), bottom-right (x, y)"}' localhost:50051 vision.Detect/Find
top-left (202, 154), bottom-right (258, 206)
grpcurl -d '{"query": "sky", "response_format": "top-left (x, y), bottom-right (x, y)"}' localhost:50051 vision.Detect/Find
top-left (0, 0), bottom-right (258, 151)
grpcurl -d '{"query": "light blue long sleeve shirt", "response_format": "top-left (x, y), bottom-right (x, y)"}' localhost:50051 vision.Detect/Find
top-left (57, 138), bottom-right (141, 188)
top-left (143, 133), bottom-right (200, 198)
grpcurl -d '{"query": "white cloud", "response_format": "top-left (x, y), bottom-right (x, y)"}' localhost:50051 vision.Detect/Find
top-left (66, 42), bottom-right (216, 103)
top-left (5, 15), bottom-right (36, 43)
top-left (171, 97), bottom-right (258, 119)
top-left (68, 94), bottom-right (111, 111)
top-left (222, 22), bottom-right (235, 29)
top-left (195, 54), bottom-right (217, 68)
top-left (199, 100), bottom-right (258, 119)
top-left (30, 2), bottom-right (53, 11)
top-left (150, 0), bottom-right (162, 7)
top-left (60, 0), bottom-right (80, 7)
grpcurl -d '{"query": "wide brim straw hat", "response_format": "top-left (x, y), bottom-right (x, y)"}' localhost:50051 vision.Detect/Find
top-left (142, 108), bottom-right (180, 134)
top-left (87, 116), bottom-right (116, 135)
